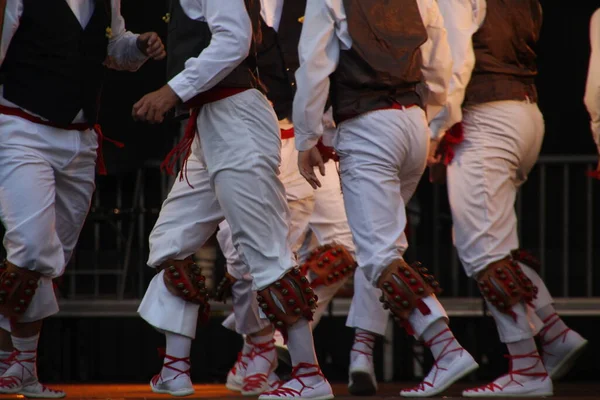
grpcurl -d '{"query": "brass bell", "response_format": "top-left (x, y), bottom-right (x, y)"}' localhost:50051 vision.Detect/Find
top-left (403, 270), bottom-right (411, 277)
top-left (402, 301), bottom-right (410, 308)
top-left (394, 295), bottom-right (402, 302)
top-left (261, 303), bottom-right (268, 309)
top-left (294, 308), bottom-right (301, 314)
top-left (268, 314), bottom-right (275, 320)
top-left (305, 287), bottom-right (312, 293)
top-left (276, 321), bottom-right (284, 327)
top-left (409, 278), bottom-right (417, 285)
top-left (177, 283), bottom-right (184, 289)
top-left (288, 299), bottom-right (296, 305)
top-left (281, 289), bottom-right (289, 295)
top-left (172, 272), bottom-right (180, 278)
top-left (417, 287), bottom-right (424, 294)
top-left (300, 277), bottom-right (308, 283)
top-left (275, 281), bottom-right (282, 288)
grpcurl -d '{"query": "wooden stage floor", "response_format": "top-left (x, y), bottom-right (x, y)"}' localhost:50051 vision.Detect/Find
top-left (2, 383), bottom-right (597, 399)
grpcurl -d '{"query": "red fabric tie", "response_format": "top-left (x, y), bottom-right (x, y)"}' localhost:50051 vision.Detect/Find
top-left (436, 122), bottom-right (464, 165)
top-left (0, 105), bottom-right (124, 175)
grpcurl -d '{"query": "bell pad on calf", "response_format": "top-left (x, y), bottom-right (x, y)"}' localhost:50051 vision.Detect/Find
top-left (300, 243), bottom-right (356, 287)
top-left (214, 272), bottom-right (237, 303)
top-left (0, 260), bottom-right (41, 319)
top-left (377, 259), bottom-right (441, 335)
top-left (476, 257), bottom-right (538, 320)
top-left (158, 256), bottom-right (210, 323)
top-left (256, 267), bottom-right (318, 330)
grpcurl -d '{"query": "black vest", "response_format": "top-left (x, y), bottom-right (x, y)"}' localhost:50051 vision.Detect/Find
top-left (0, 0), bottom-right (111, 125)
top-left (256, 0), bottom-right (305, 120)
top-left (464, 0), bottom-right (542, 106)
top-left (330, 0), bottom-right (427, 124)
top-left (166, 0), bottom-right (261, 104)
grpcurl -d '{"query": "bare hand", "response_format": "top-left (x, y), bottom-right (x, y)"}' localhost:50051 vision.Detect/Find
top-left (427, 138), bottom-right (442, 167)
top-left (137, 32), bottom-right (166, 60)
top-left (132, 85), bottom-right (180, 124)
top-left (298, 147), bottom-right (326, 189)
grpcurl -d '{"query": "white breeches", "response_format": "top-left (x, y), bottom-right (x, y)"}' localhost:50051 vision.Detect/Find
top-left (219, 139), bottom-right (388, 336)
top-left (447, 100), bottom-right (551, 342)
top-left (334, 107), bottom-right (447, 339)
top-left (0, 113), bottom-right (97, 324)
top-left (138, 89), bottom-right (295, 338)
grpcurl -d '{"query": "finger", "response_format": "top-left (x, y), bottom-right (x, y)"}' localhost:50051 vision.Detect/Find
top-left (132, 100), bottom-right (148, 120)
top-left (300, 170), bottom-right (317, 190)
top-left (317, 157), bottom-right (325, 177)
top-left (154, 50), bottom-right (167, 60)
top-left (148, 41), bottom-right (162, 53)
top-left (149, 47), bottom-right (165, 59)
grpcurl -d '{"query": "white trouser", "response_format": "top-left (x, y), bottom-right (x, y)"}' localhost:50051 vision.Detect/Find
top-left (334, 107), bottom-right (447, 339)
top-left (0, 113), bottom-right (97, 324)
top-left (447, 100), bottom-right (549, 343)
top-left (220, 145), bottom-right (388, 336)
top-left (138, 89), bottom-right (295, 338)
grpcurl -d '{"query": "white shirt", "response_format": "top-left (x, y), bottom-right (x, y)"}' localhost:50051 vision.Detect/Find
top-left (429, 0), bottom-right (486, 140)
top-left (167, 0), bottom-right (253, 103)
top-left (260, 0), bottom-right (284, 31)
top-left (0, 0), bottom-right (148, 121)
top-left (584, 8), bottom-right (600, 155)
top-left (292, 0), bottom-right (453, 151)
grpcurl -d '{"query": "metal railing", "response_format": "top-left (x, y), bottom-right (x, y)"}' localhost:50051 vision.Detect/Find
top-left (41, 153), bottom-right (599, 315)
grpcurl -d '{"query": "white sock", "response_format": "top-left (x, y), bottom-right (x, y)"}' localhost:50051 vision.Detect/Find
top-left (244, 332), bottom-right (276, 388)
top-left (162, 332), bottom-right (192, 380)
top-left (536, 305), bottom-right (570, 346)
top-left (287, 318), bottom-right (318, 366)
top-left (351, 329), bottom-right (375, 362)
top-left (506, 338), bottom-right (546, 376)
top-left (242, 338), bottom-right (253, 356)
top-left (422, 319), bottom-right (461, 362)
top-left (5, 335), bottom-right (39, 380)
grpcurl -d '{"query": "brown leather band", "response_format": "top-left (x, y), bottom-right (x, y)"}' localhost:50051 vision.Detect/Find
top-left (300, 243), bottom-right (356, 287)
top-left (0, 260), bottom-right (42, 319)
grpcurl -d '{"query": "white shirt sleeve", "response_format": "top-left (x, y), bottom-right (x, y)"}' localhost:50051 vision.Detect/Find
top-left (584, 9), bottom-right (600, 155)
top-left (292, 0), bottom-right (342, 151)
top-left (429, 0), bottom-right (486, 139)
top-left (167, 0), bottom-right (253, 103)
top-left (104, 0), bottom-right (149, 71)
top-left (0, 0), bottom-right (23, 68)
top-left (416, 0), bottom-right (452, 125)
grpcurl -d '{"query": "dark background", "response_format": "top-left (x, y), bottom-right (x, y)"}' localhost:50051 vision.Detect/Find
top-left (3, 0), bottom-right (600, 386)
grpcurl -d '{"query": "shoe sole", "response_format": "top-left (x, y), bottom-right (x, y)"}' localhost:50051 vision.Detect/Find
top-left (549, 339), bottom-right (588, 381)
top-left (401, 361), bottom-right (479, 398)
top-left (463, 390), bottom-right (553, 398)
top-left (151, 383), bottom-right (195, 397)
top-left (348, 371), bottom-right (377, 396)
top-left (21, 390), bottom-right (66, 399)
top-left (226, 382), bottom-right (243, 392)
top-left (260, 394), bottom-right (334, 400)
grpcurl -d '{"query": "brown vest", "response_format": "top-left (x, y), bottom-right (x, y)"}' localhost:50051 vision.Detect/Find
top-left (464, 0), bottom-right (542, 106)
top-left (330, 0), bottom-right (427, 124)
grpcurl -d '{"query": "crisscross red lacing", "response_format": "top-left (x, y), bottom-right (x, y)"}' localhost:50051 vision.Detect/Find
top-left (465, 351), bottom-right (548, 393)
top-left (242, 338), bottom-right (276, 392)
top-left (351, 331), bottom-right (375, 358)
top-left (402, 329), bottom-right (463, 393)
top-left (0, 350), bottom-right (36, 389)
top-left (539, 313), bottom-right (570, 357)
top-left (260, 363), bottom-right (324, 398)
top-left (151, 348), bottom-right (191, 385)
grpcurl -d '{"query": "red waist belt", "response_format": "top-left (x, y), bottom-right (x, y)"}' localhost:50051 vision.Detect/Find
top-left (161, 87), bottom-right (249, 186)
top-left (280, 127), bottom-right (294, 140)
top-left (0, 104), bottom-right (123, 175)
top-left (336, 102), bottom-right (419, 124)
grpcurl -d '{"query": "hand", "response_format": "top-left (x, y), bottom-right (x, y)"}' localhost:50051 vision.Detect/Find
top-left (298, 147), bottom-right (326, 189)
top-left (132, 85), bottom-right (180, 124)
top-left (427, 138), bottom-right (442, 167)
top-left (137, 32), bottom-right (166, 60)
